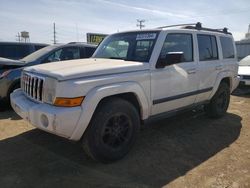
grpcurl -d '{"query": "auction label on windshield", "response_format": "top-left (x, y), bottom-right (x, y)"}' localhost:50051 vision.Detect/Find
top-left (136, 33), bottom-right (157, 40)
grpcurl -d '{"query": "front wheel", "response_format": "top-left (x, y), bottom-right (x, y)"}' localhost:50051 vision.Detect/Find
top-left (205, 82), bottom-right (230, 118)
top-left (82, 97), bottom-right (140, 163)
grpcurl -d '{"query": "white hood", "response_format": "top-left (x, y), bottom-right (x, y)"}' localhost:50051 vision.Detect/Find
top-left (25, 58), bottom-right (149, 81)
top-left (238, 66), bottom-right (250, 76)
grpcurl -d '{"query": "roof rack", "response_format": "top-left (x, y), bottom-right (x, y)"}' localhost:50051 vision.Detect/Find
top-left (184, 22), bottom-right (232, 35)
top-left (157, 23), bottom-right (198, 29)
top-left (157, 22), bottom-right (232, 35)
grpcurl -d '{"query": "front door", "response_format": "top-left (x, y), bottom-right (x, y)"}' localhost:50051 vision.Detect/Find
top-left (151, 33), bottom-right (198, 115)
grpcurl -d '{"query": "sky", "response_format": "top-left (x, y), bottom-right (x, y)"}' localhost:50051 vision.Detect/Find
top-left (0, 0), bottom-right (249, 44)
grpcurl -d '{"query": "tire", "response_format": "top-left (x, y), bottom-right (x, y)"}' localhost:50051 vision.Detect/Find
top-left (205, 82), bottom-right (230, 118)
top-left (82, 97), bottom-right (140, 163)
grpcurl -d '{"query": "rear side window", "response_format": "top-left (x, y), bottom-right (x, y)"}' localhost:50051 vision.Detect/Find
top-left (0, 44), bottom-right (30, 59)
top-left (85, 47), bottom-right (96, 57)
top-left (220, 37), bottom-right (235, 59)
top-left (159, 33), bottom-right (193, 62)
top-left (198, 35), bottom-right (218, 61)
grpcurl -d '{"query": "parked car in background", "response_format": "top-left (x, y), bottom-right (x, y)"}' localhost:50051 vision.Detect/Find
top-left (238, 55), bottom-right (250, 87)
top-left (0, 42), bottom-right (48, 60)
top-left (0, 42), bottom-right (97, 104)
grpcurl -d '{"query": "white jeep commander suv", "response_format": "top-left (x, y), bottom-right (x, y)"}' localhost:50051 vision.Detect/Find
top-left (11, 23), bottom-right (239, 163)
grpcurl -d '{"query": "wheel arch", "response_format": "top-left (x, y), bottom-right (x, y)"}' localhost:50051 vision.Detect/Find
top-left (208, 71), bottom-right (234, 100)
top-left (70, 82), bottom-right (150, 141)
top-left (97, 92), bottom-right (142, 119)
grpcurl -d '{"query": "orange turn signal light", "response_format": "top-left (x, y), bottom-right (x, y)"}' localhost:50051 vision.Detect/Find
top-left (54, 97), bottom-right (84, 107)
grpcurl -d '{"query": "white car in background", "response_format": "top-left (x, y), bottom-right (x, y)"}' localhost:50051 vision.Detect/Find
top-left (238, 55), bottom-right (250, 86)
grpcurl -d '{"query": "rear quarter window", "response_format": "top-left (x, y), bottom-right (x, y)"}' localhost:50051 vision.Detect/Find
top-left (220, 37), bottom-right (235, 59)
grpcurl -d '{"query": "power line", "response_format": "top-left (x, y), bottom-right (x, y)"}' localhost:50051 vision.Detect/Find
top-left (136, 19), bottom-right (145, 29)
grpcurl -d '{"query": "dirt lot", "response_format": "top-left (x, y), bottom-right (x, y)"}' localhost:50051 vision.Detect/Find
top-left (0, 90), bottom-right (250, 188)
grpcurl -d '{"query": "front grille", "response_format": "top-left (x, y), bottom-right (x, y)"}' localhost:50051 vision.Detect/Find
top-left (22, 72), bottom-right (44, 102)
top-left (242, 75), bottom-right (250, 80)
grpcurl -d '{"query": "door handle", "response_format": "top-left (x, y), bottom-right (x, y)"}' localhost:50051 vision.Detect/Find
top-left (187, 68), bottom-right (196, 74)
top-left (216, 65), bottom-right (223, 70)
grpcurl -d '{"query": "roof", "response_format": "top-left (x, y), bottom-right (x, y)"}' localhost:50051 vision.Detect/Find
top-left (114, 22), bottom-right (232, 36)
top-left (0, 41), bottom-right (48, 45)
top-left (66, 42), bottom-right (97, 47)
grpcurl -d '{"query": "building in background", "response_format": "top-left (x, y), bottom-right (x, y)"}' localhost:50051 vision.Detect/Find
top-left (236, 24), bottom-right (250, 60)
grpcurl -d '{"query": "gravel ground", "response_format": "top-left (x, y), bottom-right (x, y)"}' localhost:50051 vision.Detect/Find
top-left (0, 89), bottom-right (250, 188)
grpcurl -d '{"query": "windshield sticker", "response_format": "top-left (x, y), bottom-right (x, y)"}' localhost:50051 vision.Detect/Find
top-left (136, 33), bottom-right (157, 40)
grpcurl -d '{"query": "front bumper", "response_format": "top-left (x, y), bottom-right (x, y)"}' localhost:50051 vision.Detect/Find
top-left (231, 75), bottom-right (240, 91)
top-left (11, 89), bottom-right (82, 139)
top-left (238, 76), bottom-right (250, 86)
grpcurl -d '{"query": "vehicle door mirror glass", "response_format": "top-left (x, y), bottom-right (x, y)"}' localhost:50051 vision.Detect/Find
top-left (166, 52), bottom-right (184, 65)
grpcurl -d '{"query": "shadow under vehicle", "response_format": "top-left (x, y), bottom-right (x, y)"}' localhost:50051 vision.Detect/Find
top-left (0, 110), bottom-right (242, 187)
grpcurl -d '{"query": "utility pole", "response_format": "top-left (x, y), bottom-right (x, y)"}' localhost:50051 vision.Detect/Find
top-left (53, 22), bottom-right (57, 44)
top-left (246, 24), bottom-right (250, 39)
top-left (136, 19), bottom-right (145, 29)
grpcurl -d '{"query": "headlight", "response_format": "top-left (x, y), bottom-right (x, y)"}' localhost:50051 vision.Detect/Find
top-left (43, 77), bottom-right (57, 104)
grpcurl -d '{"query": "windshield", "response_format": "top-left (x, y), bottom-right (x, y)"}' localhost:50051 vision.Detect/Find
top-left (93, 31), bottom-right (159, 62)
top-left (239, 55), bottom-right (250, 66)
top-left (21, 45), bottom-right (60, 63)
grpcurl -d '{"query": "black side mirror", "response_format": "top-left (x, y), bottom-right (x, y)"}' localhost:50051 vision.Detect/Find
top-left (156, 52), bottom-right (184, 68)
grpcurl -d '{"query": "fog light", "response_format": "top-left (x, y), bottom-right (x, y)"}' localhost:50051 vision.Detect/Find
top-left (41, 114), bottom-right (49, 128)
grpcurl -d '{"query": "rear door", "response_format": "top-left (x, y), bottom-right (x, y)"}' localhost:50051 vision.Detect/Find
top-left (195, 34), bottom-right (221, 103)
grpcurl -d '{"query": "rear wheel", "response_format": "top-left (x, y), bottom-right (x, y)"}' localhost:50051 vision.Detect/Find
top-left (205, 82), bottom-right (230, 118)
top-left (82, 97), bottom-right (140, 163)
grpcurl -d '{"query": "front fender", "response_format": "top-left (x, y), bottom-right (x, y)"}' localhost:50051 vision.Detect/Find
top-left (70, 81), bottom-right (149, 141)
